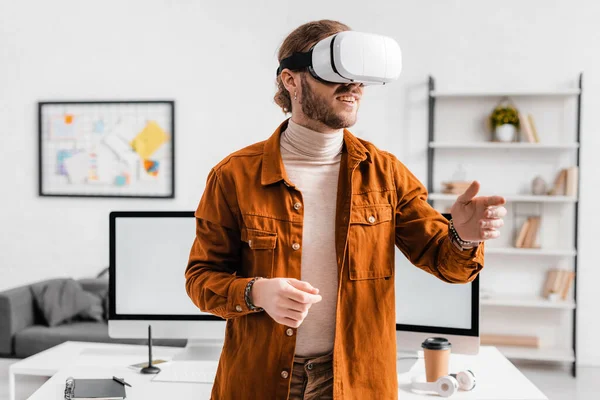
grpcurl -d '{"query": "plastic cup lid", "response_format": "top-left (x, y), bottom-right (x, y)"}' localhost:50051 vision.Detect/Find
top-left (421, 337), bottom-right (452, 350)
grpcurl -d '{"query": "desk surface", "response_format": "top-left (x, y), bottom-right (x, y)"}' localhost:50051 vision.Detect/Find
top-left (397, 346), bottom-right (547, 399)
top-left (29, 343), bottom-right (547, 399)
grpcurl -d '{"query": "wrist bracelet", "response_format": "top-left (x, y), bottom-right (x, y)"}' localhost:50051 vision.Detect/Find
top-left (244, 277), bottom-right (264, 312)
top-left (449, 219), bottom-right (479, 250)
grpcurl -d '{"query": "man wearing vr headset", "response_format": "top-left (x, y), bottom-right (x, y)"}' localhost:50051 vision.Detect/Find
top-left (186, 20), bottom-right (506, 400)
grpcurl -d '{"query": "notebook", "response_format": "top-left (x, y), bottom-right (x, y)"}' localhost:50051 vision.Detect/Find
top-left (64, 377), bottom-right (126, 400)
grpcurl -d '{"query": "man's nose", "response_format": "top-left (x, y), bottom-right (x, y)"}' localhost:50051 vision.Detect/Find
top-left (344, 82), bottom-right (364, 93)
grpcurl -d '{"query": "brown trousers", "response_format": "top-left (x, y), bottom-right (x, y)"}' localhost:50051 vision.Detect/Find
top-left (288, 352), bottom-right (334, 400)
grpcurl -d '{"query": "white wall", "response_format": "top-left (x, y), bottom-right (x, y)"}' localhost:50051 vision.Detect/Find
top-left (1, 0), bottom-right (599, 365)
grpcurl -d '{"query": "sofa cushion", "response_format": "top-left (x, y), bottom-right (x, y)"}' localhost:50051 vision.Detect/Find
top-left (31, 279), bottom-right (96, 327)
top-left (13, 322), bottom-right (187, 358)
top-left (78, 278), bottom-right (108, 298)
top-left (77, 278), bottom-right (109, 320)
top-left (75, 292), bottom-right (105, 322)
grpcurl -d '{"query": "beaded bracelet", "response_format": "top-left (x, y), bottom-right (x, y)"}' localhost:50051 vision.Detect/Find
top-left (449, 219), bottom-right (479, 250)
top-left (244, 277), bottom-right (264, 312)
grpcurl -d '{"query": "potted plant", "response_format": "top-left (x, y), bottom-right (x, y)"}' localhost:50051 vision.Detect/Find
top-left (489, 101), bottom-right (520, 142)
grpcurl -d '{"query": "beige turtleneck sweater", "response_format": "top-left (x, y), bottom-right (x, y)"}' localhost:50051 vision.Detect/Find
top-left (280, 119), bottom-right (343, 357)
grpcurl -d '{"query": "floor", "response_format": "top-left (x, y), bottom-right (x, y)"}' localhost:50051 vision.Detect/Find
top-left (0, 357), bottom-right (598, 399)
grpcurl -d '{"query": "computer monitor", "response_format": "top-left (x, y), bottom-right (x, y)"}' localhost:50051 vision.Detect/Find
top-left (395, 213), bottom-right (479, 356)
top-left (109, 211), bottom-right (478, 361)
top-left (108, 211), bottom-right (225, 360)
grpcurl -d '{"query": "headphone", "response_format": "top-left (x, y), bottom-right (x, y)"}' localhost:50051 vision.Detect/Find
top-left (411, 370), bottom-right (476, 398)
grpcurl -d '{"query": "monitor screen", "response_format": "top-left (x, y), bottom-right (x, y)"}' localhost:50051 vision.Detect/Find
top-left (394, 247), bottom-right (473, 330)
top-left (112, 212), bottom-right (210, 318)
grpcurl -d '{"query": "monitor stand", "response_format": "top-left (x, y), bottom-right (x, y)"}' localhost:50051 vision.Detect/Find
top-left (172, 339), bottom-right (224, 361)
top-left (397, 350), bottom-right (420, 374)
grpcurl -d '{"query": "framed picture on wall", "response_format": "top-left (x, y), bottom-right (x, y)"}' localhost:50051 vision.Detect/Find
top-left (38, 100), bottom-right (175, 198)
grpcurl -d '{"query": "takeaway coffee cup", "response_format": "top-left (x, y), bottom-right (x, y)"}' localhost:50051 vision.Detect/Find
top-left (421, 337), bottom-right (452, 382)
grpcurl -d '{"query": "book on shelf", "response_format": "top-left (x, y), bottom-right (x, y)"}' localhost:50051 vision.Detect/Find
top-left (527, 114), bottom-right (541, 143)
top-left (519, 112), bottom-right (536, 143)
top-left (549, 166), bottom-right (578, 196)
top-left (565, 166), bottom-right (579, 197)
top-left (549, 169), bottom-right (567, 195)
top-left (542, 268), bottom-right (575, 301)
top-left (515, 216), bottom-right (541, 248)
top-left (480, 333), bottom-right (540, 348)
top-left (441, 181), bottom-right (471, 194)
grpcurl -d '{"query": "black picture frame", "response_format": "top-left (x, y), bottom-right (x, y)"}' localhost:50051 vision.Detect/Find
top-left (38, 100), bottom-right (175, 199)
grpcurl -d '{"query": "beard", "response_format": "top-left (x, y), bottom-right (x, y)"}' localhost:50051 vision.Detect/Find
top-left (300, 74), bottom-right (357, 129)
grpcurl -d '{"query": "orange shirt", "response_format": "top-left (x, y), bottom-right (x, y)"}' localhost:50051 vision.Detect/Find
top-left (185, 119), bottom-right (484, 400)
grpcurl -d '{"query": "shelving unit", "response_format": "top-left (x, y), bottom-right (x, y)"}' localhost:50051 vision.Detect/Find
top-left (429, 142), bottom-right (579, 150)
top-left (430, 89), bottom-right (581, 98)
top-left (496, 346), bottom-right (575, 363)
top-left (485, 247), bottom-right (577, 257)
top-left (427, 74), bottom-right (582, 376)
top-left (428, 193), bottom-right (577, 203)
top-left (481, 295), bottom-right (576, 310)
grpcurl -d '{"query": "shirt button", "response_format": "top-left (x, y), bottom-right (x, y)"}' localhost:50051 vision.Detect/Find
top-left (368, 215), bottom-right (376, 224)
top-left (286, 328), bottom-right (294, 336)
top-left (281, 370), bottom-right (289, 379)
top-left (306, 363), bottom-right (314, 371)
top-left (235, 305), bottom-right (243, 312)
top-left (292, 243), bottom-right (300, 251)
top-left (293, 202), bottom-right (302, 210)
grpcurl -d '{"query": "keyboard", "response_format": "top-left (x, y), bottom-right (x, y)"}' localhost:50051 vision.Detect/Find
top-left (152, 361), bottom-right (219, 383)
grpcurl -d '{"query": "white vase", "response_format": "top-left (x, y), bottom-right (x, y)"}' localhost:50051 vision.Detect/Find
top-left (495, 124), bottom-right (516, 142)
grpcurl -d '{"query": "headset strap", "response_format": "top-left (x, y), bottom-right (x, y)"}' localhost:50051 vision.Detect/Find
top-left (276, 49), bottom-right (313, 76)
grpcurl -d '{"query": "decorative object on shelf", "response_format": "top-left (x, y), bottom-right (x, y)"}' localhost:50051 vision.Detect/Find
top-left (548, 166), bottom-right (578, 196)
top-left (453, 163), bottom-right (467, 181)
top-left (514, 216), bottom-right (541, 248)
top-left (542, 269), bottom-right (575, 301)
top-left (531, 176), bottom-right (548, 195)
top-left (38, 101), bottom-right (175, 198)
top-left (488, 99), bottom-right (520, 142)
top-left (441, 164), bottom-right (472, 194)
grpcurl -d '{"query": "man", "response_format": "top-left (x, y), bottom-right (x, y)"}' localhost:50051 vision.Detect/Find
top-left (185, 20), bottom-right (506, 400)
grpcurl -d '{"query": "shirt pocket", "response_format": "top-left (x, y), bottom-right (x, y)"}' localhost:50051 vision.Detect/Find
top-left (348, 204), bottom-right (394, 280)
top-left (241, 228), bottom-right (277, 278)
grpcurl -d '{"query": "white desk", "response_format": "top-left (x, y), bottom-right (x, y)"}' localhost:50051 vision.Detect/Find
top-left (398, 346), bottom-right (547, 399)
top-left (27, 343), bottom-right (547, 399)
top-left (8, 341), bottom-right (180, 400)
top-left (27, 342), bottom-right (212, 400)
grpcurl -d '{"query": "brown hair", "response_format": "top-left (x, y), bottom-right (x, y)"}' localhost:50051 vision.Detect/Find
top-left (274, 20), bottom-right (351, 114)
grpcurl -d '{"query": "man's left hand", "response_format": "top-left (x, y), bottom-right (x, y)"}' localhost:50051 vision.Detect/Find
top-left (450, 181), bottom-right (507, 242)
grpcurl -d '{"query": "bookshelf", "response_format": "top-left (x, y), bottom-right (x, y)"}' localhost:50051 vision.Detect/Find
top-left (429, 142), bottom-right (579, 150)
top-left (485, 247), bottom-right (576, 257)
top-left (427, 74), bottom-right (582, 377)
top-left (430, 89), bottom-right (581, 98)
top-left (481, 295), bottom-right (576, 310)
top-left (428, 193), bottom-right (577, 203)
top-left (497, 346), bottom-right (575, 363)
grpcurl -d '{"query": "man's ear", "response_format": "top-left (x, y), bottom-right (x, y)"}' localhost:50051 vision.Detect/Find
top-left (280, 69), bottom-right (300, 95)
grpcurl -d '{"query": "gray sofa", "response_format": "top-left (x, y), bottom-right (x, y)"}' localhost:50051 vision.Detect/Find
top-left (0, 278), bottom-right (186, 358)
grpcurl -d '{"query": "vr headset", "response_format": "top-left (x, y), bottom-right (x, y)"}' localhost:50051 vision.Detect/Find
top-left (276, 31), bottom-right (402, 85)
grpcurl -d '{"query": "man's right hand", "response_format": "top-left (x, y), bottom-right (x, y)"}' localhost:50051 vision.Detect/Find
top-left (250, 278), bottom-right (322, 328)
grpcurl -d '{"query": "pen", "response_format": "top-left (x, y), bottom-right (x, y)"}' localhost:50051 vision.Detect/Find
top-left (112, 376), bottom-right (132, 387)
